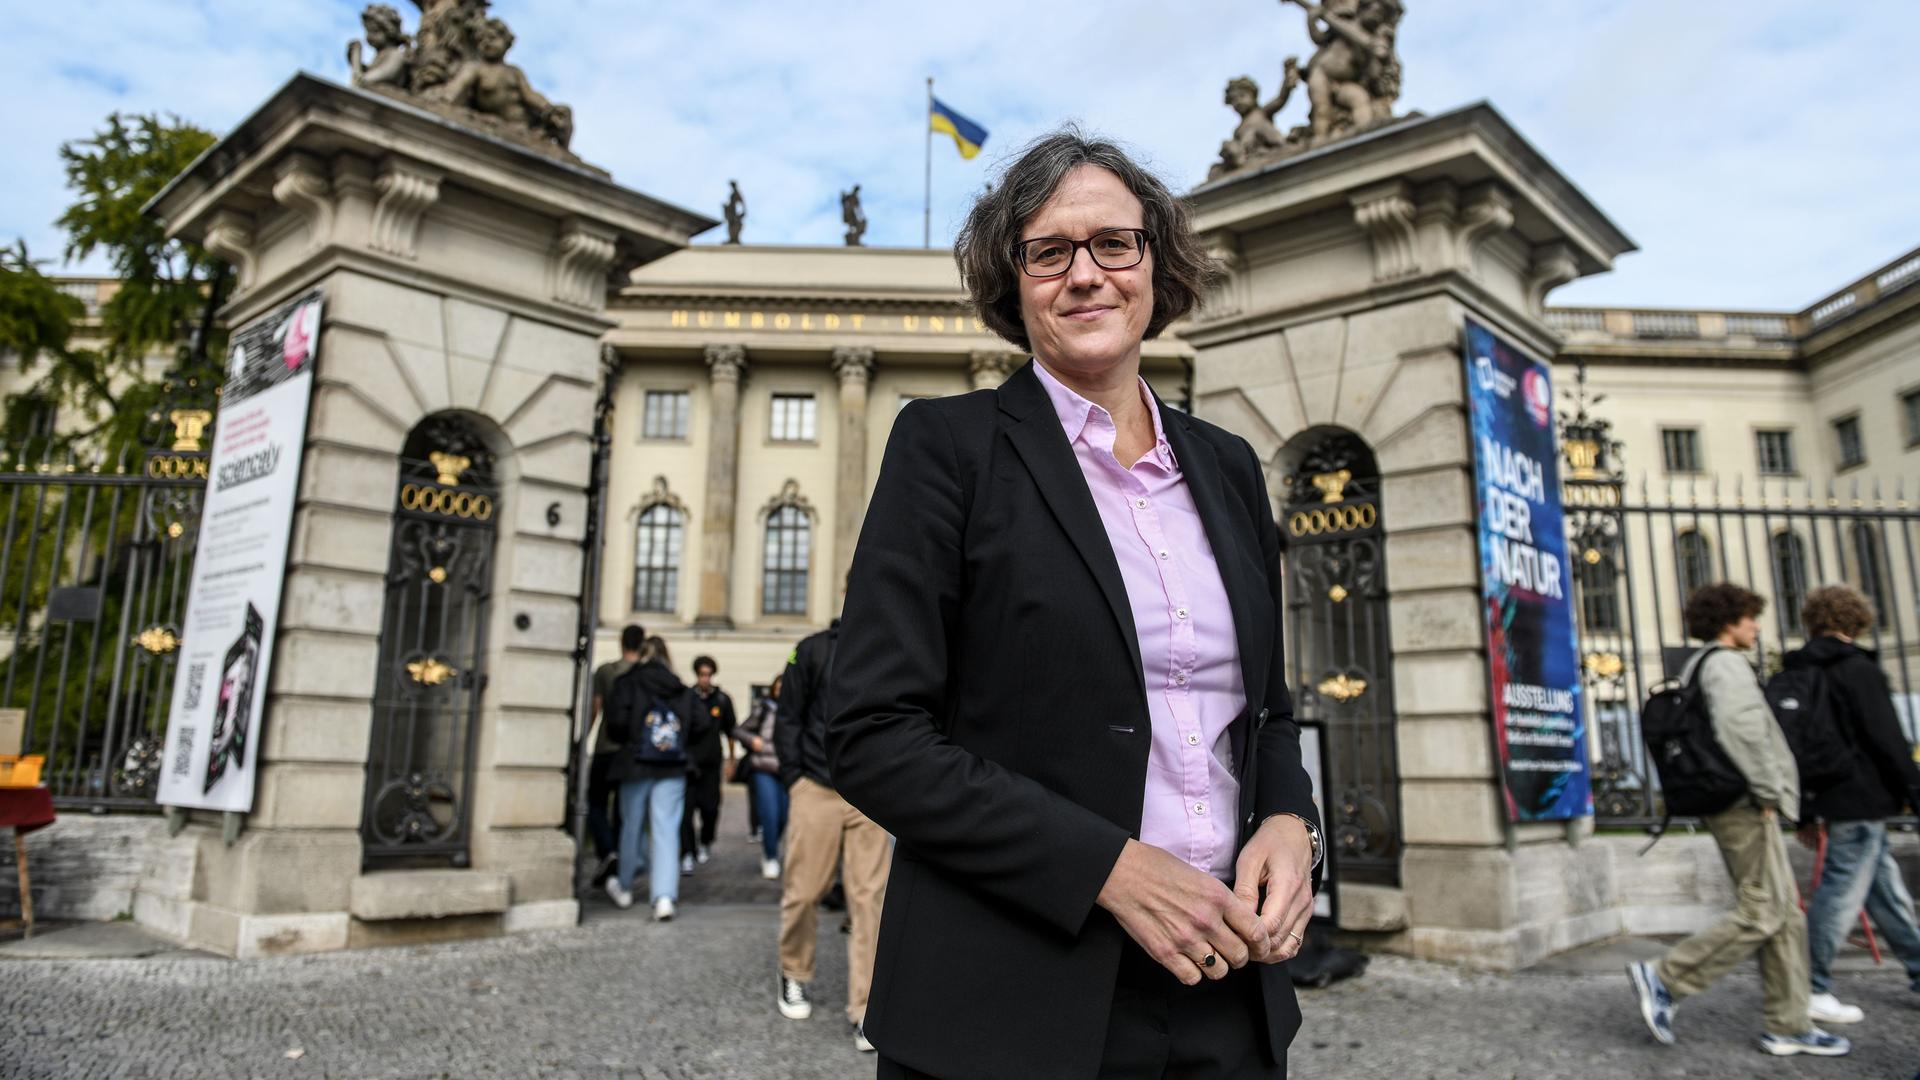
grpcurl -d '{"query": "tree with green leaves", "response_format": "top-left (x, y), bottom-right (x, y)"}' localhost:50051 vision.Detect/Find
top-left (3, 112), bottom-right (229, 455)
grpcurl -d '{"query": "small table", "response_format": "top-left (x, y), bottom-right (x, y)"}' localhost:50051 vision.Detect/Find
top-left (0, 786), bottom-right (56, 939)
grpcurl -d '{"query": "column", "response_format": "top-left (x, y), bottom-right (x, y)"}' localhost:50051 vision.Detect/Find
top-left (969, 349), bottom-right (1020, 391)
top-left (831, 346), bottom-right (876, 594)
top-left (695, 344), bottom-right (747, 628)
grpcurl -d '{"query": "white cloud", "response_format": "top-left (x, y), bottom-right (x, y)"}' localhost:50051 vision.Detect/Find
top-left (2, 0), bottom-right (1915, 309)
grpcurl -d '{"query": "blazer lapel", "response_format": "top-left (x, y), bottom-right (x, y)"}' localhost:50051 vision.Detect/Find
top-left (998, 364), bottom-right (1145, 689)
top-left (1156, 397), bottom-right (1270, 769)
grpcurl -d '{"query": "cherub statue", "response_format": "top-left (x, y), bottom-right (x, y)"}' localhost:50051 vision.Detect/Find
top-left (1284, 0), bottom-right (1402, 143)
top-left (347, 4), bottom-right (411, 89)
top-left (1208, 61), bottom-right (1303, 180)
top-left (841, 185), bottom-right (867, 247)
top-left (722, 181), bottom-right (747, 244)
top-left (430, 16), bottom-right (574, 148)
top-left (408, 0), bottom-right (487, 93)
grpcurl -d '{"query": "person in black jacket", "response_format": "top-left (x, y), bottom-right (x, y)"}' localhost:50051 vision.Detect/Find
top-left (603, 637), bottom-right (698, 921)
top-left (774, 619), bottom-right (891, 1052)
top-left (679, 655), bottom-right (737, 873)
top-left (1795, 585), bottom-right (1920, 1024)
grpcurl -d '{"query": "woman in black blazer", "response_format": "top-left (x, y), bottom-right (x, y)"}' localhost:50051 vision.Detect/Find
top-left (828, 130), bottom-right (1323, 1080)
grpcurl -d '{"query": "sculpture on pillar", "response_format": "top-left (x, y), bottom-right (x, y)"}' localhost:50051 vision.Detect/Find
top-left (722, 181), bottom-right (747, 244)
top-left (346, 1), bottom-right (582, 160)
top-left (1208, 0), bottom-right (1406, 180)
top-left (841, 185), bottom-right (868, 247)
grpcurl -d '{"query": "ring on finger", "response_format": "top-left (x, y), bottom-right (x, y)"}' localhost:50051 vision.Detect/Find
top-left (1199, 952), bottom-right (1217, 969)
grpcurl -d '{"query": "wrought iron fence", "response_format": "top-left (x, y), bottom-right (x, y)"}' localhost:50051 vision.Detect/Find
top-left (1567, 471), bottom-right (1920, 827)
top-left (3, 437), bottom-right (207, 811)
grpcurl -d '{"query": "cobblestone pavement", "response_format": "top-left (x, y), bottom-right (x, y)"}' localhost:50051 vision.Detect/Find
top-left (4, 791), bottom-right (1918, 1078)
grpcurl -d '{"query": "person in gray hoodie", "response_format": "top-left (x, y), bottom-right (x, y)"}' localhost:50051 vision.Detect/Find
top-left (1627, 583), bottom-right (1850, 1058)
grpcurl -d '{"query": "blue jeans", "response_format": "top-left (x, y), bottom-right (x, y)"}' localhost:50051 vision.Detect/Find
top-left (617, 774), bottom-right (686, 903)
top-left (750, 771), bottom-right (789, 862)
top-left (1807, 820), bottom-right (1920, 994)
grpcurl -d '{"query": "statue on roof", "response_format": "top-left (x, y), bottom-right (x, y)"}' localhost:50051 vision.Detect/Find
top-left (347, 1), bottom-right (578, 157)
top-left (842, 185), bottom-right (867, 247)
top-left (723, 181), bottom-right (747, 244)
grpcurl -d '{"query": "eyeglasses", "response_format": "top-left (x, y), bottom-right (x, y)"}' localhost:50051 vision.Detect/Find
top-left (1015, 228), bottom-right (1152, 279)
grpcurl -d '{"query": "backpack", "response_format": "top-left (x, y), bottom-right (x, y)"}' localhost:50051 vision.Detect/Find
top-left (1640, 646), bottom-right (1749, 821)
top-left (628, 695), bottom-right (687, 766)
top-left (1764, 664), bottom-right (1855, 794)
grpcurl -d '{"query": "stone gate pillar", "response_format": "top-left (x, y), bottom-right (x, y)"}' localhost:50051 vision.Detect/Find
top-left (1187, 104), bottom-right (1634, 969)
top-left (139, 73), bottom-right (713, 956)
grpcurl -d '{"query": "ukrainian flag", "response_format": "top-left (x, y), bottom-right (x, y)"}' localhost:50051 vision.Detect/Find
top-left (930, 97), bottom-right (988, 160)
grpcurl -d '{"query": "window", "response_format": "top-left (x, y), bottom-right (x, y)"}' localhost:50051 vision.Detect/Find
top-left (1755, 430), bottom-right (1797, 476)
top-left (1577, 551), bottom-right (1621, 633)
top-left (1833, 415), bottom-right (1865, 470)
top-left (769, 394), bottom-right (817, 442)
top-left (1770, 532), bottom-right (1809, 633)
top-left (762, 504), bottom-right (811, 615)
top-left (1675, 531), bottom-right (1714, 601)
top-left (1660, 428), bottom-right (1702, 473)
top-left (632, 504), bottom-right (685, 612)
top-left (1853, 524), bottom-right (1891, 629)
top-left (641, 390), bottom-right (690, 440)
top-left (1904, 389), bottom-right (1920, 447)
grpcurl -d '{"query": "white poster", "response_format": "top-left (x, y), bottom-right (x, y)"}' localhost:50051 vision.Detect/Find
top-left (156, 291), bottom-right (321, 813)
top-left (1299, 722), bottom-right (1334, 921)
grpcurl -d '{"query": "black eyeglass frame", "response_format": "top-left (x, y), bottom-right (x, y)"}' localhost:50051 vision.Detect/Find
top-left (1014, 228), bottom-right (1154, 279)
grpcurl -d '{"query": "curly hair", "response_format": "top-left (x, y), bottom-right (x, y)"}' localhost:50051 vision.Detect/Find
top-left (1802, 584), bottom-right (1874, 638)
top-left (1682, 582), bottom-right (1766, 642)
top-left (954, 127), bottom-right (1216, 354)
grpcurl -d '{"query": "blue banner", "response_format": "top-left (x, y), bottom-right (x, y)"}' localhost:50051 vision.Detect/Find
top-left (1464, 319), bottom-right (1591, 822)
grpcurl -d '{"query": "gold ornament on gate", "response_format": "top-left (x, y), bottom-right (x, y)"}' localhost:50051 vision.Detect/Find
top-left (170, 409), bottom-right (212, 452)
top-left (428, 566), bottom-right (448, 584)
top-left (1317, 673), bottom-right (1368, 703)
top-left (1584, 652), bottom-right (1624, 678)
top-left (1329, 584), bottom-right (1349, 603)
top-left (429, 451), bottom-right (472, 487)
top-left (408, 656), bottom-right (457, 686)
top-left (1311, 470), bottom-right (1351, 503)
top-left (134, 626), bottom-right (179, 654)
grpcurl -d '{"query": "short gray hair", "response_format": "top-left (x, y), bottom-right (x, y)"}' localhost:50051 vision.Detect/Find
top-left (955, 128), bottom-right (1216, 353)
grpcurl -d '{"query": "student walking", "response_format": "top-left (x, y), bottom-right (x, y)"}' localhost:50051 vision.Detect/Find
top-left (774, 619), bottom-right (890, 1052)
top-left (1627, 583), bottom-right (1849, 1058)
top-left (585, 624), bottom-right (645, 883)
top-left (1788, 585), bottom-right (1920, 1024)
top-left (733, 674), bottom-right (787, 880)
top-left (680, 655), bottom-right (737, 874)
top-left (604, 637), bottom-right (696, 921)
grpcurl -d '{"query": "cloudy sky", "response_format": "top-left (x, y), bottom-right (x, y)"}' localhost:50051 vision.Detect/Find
top-left (4, 0), bottom-right (1917, 309)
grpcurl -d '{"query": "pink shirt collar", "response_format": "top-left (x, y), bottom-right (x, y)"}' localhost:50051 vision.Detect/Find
top-left (1030, 360), bottom-right (1177, 470)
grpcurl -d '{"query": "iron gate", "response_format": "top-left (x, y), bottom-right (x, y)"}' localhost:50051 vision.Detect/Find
top-left (4, 419), bottom-right (209, 811)
top-left (360, 415), bottom-right (498, 867)
top-left (1279, 430), bottom-right (1402, 884)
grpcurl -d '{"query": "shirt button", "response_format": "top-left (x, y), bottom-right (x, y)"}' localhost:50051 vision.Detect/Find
top-left (1157, 549), bottom-right (1169, 560)
top-left (1186, 732), bottom-right (1200, 746)
top-left (1193, 802), bottom-right (1207, 816)
top-left (1175, 608), bottom-right (1189, 620)
top-left (1174, 673), bottom-right (1189, 686)
top-left (1134, 497), bottom-right (1149, 510)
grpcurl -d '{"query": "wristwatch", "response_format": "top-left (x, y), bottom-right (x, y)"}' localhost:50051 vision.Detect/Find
top-left (1269, 812), bottom-right (1323, 872)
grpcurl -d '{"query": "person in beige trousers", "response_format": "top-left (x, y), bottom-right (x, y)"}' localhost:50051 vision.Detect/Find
top-left (1627, 583), bottom-right (1850, 1058)
top-left (773, 619), bottom-right (890, 1053)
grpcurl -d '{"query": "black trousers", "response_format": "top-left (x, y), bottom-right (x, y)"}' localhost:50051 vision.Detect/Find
top-left (876, 942), bottom-right (1284, 1080)
top-left (680, 766), bottom-right (723, 851)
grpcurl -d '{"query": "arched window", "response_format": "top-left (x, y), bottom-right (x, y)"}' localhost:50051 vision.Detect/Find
top-left (1675, 530), bottom-right (1714, 601)
top-left (633, 504), bottom-right (685, 612)
top-left (1771, 532), bottom-right (1809, 633)
top-left (1577, 551), bottom-right (1622, 632)
top-left (1853, 524), bottom-right (1891, 628)
top-left (761, 481), bottom-right (814, 616)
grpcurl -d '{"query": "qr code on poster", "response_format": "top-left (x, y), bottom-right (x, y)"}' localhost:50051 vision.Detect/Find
top-left (171, 727), bottom-right (196, 777)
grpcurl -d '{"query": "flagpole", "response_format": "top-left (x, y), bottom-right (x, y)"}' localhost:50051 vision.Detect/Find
top-left (924, 77), bottom-right (934, 249)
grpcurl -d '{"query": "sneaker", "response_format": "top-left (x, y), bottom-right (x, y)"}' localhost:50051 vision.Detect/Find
top-left (603, 878), bottom-right (633, 910)
top-left (778, 975), bottom-right (812, 1020)
top-left (1627, 961), bottom-right (1675, 1046)
top-left (592, 852), bottom-right (617, 885)
top-left (697, 844), bottom-right (712, 865)
top-left (1759, 1028), bottom-right (1850, 1057)
top-left (749, 828), bottom-right (762, 842)
top-left (652, 896), bottom-right (675, 922)
top-left (761, 858), bottom-right (781, 880)
top-left (680, 853), bottom-right (696, 875)
top-left (1807, 992), bottom-right (1864, 1025)
top-left (853, 1022), bottom-right (875, 1053)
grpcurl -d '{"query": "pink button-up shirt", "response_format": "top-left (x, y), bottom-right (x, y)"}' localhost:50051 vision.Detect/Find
top-left (1033, 362), bottom-right (1246, 881)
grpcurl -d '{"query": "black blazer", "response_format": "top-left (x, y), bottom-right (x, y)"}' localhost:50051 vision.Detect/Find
top-left (828, 361), bottom-right (1320, 1080)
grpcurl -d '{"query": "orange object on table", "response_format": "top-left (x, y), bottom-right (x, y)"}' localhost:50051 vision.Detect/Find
top-left (0, 755), bottom-right (44, 788)
top-left (0, 785), bottom-right (55, 940)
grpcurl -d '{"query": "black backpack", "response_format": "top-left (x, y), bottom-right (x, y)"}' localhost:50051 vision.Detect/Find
top-left (1640, 646), bottom-right (1748, 820)
top-left (1764, 664), bottom-right (1855, 794)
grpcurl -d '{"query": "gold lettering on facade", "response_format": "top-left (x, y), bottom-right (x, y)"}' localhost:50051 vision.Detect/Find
top-left (929, 316), bottom-right (945, 333)
top-left (750, 312), bottom-right (765, 328)
top-left (697, 311), bottom-right (713, 328)
top-left (824, 314), bottom-right (841, 330)
top-left (800, 313), bottom-right (813, 330)
top-left (850, 314), bottom-right (865, 330)
top-left (670, 310), bottom-right (689, 327)
top-left (972, 318), bottom-right (986, 333)
top-left (724, 311), bottom-right (742, 328)
top-left (774, 313), bottom-right (791, 329)
top-left (902, 315), bottom-right (919, 331)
